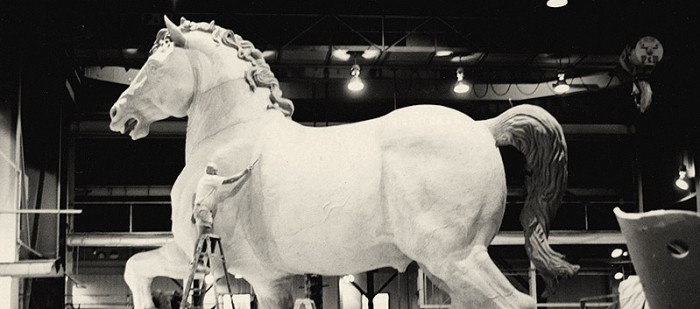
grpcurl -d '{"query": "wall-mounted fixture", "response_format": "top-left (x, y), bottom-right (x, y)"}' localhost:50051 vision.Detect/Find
top-left (333, 48), bottom-right (351, 61)
top-left (435, 50), bottom-right (453, 57)
top-left (361, 48), bottom-right (380, 59)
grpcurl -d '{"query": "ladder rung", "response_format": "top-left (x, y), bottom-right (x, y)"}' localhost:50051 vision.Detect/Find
top-left (181, 233), bottom-right (234, 309)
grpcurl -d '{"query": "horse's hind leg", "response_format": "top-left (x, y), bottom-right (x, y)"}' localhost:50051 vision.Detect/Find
top-left (124, 242), bottom-right (191, 309)
top-left (246, 276), bottom-right (294, 309)
top-left (420, 245), bottom-right (535, 309)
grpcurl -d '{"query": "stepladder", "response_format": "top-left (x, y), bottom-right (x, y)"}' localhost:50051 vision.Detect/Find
top-left (180, 233), bottom-right (236, 309)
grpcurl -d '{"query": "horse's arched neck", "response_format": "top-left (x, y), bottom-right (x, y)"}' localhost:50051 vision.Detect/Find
top-left (184, 77), bottom-right (276, 159)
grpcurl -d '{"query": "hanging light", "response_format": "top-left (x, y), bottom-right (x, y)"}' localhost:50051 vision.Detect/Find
top-left (553, 72), bottom-right (570, 94)
top-left (348, 64), bottom-right (365, 91)
top-left (547, 0), bottom-right (568, 8)
top-left (453, 67), bottom-right (470, 94)
top-left (676, 166), bottom-right (690, 190)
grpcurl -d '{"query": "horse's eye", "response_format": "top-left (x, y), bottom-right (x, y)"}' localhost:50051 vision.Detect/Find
top-left (148, 63), bottom-right (159, 73)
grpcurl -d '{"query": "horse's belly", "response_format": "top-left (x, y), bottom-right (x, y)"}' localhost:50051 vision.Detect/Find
top-left (267, 187), bottom-right (410, 274)
top-left (274, 235), bottom-right (411, 275)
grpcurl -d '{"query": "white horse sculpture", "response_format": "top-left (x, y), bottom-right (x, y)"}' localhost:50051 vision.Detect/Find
top-left (109, 16), bottom-right (579, 309)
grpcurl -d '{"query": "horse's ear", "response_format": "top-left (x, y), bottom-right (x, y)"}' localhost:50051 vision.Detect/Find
top-left (209, 20), bottom-right (216, 28)
top-left (180, 17), bottom-right (187, 26)
top-left (164, 15), bottom-right (187, 47)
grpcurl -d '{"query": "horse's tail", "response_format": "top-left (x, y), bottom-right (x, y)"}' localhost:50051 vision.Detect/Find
top-left (479, 104), bottom-right (580, 295)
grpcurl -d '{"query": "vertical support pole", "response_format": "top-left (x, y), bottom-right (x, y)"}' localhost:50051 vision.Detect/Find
top-left (528, 262), bottom-right (537, 301)
top-left (636, 167), bottom-right (644, 212)
top-left (632, 124), bottom-right (644, 213)
top-left (690, 153), bottom-right (699, 213)
top-left (305, 274), bottom-right (323, 309)
top-left (65, 131), bottom-right (76, 308)
top-left (366, 271), bottom-right (375, 309)
top-left (634, 126), bottom-right (645, 213)
top-left (56, 99), bottom-right (64, 259)
top-left (129, 203), bottom-right (133, 233)
top-left (0, 65), bottom-right (21, 309)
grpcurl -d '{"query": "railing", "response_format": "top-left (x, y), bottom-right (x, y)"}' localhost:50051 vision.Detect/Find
top-left (71, 201), bottom-right (171, 233)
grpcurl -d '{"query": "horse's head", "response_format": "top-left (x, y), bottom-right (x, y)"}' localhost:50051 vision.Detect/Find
top-left (109, 17), bottom-right (200, 139)
top-left (110, 16), bottom-right (294, 140)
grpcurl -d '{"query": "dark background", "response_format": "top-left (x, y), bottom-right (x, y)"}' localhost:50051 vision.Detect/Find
top-left (1, 0), bottom-right (698, 306)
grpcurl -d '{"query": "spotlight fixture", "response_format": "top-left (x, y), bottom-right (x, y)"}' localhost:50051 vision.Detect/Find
top-left (453, 67), bottom-right (470, 94)
top-left (610, 248), bottom-right (624, 258)
top-left (449, 53), bottom-right (482, 63)
top-left (347, 64), bottom-right (365, 92)
top-left (123, 48), bottom-right (139, 55)
top-left (676, 165), bottom-right (690, 191)
top-left (553, 72), bottom-right (570, 94)
top-left (435, 50), bottom-right (453, 57)
top-left (547, 0), bottom-right (568, 8)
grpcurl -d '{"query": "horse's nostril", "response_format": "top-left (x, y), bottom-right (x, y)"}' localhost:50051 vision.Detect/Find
top-left (124, 118), bottom-right (138, 134)
top-left (110, 106), bottom-right (118, 118)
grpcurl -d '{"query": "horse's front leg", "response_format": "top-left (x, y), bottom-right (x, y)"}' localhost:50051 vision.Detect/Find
top-left (124, 242), bottom-right (191, 309)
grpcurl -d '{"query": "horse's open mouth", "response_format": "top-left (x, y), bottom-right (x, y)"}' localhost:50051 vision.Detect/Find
top-left (124, 118), bottom-right (138, 135)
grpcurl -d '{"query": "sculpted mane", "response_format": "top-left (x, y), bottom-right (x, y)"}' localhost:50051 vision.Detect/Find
top-left (151, 18), bottom-right (295, 117)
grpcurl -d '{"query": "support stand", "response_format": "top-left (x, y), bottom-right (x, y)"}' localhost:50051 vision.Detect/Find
top-left (180, 233), bottom-right (236, 309)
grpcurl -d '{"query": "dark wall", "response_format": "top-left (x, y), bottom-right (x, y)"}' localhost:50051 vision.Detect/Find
top-left (634, 43), bottom-right (699, 211)
top-left (2, 1), bottom-right (71, 307)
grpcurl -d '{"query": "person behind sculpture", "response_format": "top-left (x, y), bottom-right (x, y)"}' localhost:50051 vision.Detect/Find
top-left (109, 16), bottom-right (579, 309)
